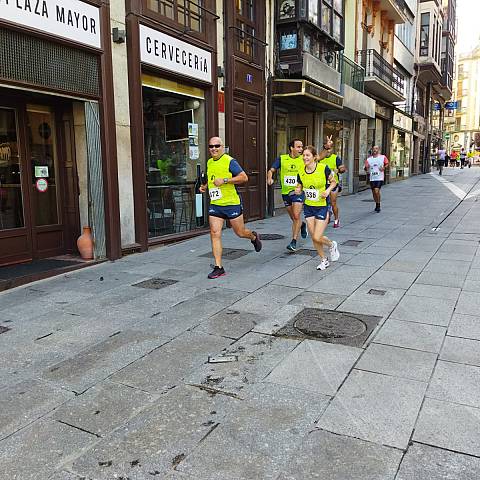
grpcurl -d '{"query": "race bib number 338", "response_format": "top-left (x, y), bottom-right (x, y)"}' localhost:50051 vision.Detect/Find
top-left (209, 188), bottom-right (222, 200)
top-left (304, 188), bottom-right (319, 201)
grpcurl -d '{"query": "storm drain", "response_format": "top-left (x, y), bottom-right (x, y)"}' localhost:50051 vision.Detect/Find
top-left (274, 308), bottom-right (381, 347)
top-left (260, 234), bottom-right (285, 240)
top-left (368, 289), bottom-right (386, 296)
top-left (342, 240), bottom-right (363, 247)
top-left (294, 249), bottom-right (318, 257)
top-left (200, 248), bottom-right (250, 260)
top-left (133, 278), bottom-right (178, 289)
top-left (0, 326), bottom-right (11, 334)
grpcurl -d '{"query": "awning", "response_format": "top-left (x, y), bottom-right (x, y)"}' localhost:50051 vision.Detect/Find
top-left (272, 79), bottom-right (343, 111)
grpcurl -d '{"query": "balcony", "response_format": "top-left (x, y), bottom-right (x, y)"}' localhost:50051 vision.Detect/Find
top-left (342, 55), bottom-right (364, 93)
top-left (379, 0), bottom-right (410, 24)
top-left (357, 49), bottom-right (405, 103)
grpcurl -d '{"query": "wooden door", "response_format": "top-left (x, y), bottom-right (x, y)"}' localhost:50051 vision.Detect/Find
top-left (231, 94), bottom-right (263, 221)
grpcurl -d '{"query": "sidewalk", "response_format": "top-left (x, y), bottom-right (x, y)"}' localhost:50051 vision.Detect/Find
top-left (1, 167), bottom-right (480, 479)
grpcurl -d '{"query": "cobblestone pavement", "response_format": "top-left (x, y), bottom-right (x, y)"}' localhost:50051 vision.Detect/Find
top-left (2, 167), bottom-right (480, 479)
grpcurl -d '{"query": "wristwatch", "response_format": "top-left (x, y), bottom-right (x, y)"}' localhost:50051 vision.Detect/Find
top-left (223, 178), bottom-right (229, 184)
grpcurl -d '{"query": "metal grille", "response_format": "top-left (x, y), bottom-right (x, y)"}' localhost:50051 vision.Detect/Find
top-left (0, 28), bottom-right (100, 97)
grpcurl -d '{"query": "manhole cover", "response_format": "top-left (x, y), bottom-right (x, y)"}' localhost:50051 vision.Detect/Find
top-left (294, 309), bottom-right (366, 339)
top-left (260, 234), bottom-right (285, 240)
top-left (294, 249), bottom-right (318, 257)
top-left (342, 240), bottom-right (363, 247)
top-left (200, 248), bottom-right (250, 260)
top-left (274, 308), bottom-right (381, 347)
top-left (133, 278), bottom-right (178, 289)
top-left (368, 289), bottom-right (386, 296)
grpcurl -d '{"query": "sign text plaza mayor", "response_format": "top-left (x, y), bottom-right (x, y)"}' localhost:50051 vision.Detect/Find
top-left (0, 0), bottom-right (101, 49)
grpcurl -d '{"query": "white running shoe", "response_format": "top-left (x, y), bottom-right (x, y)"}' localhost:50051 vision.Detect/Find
top-left (316, 258), bottom-right (330, 270)
top-left (329, 240), bottom-right (340, 262)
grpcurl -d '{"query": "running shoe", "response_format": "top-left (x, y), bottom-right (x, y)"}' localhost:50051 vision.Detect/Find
top-left (329, 240), bottom-right (340, 262)
top-left (375, 205), bottom-right (381, 213)
top-left (251, 231), bottom-right (262, 252)
top-left (316, 258), bottom-right (330, 270)
top-left (286, 239), bottom-right (297, 252)
top-left (333, 219), bottom-right (340, 228)
top-left (300, 221), bottom-right (308, 239)
top-left (208, 266), bottom-right (226, 279)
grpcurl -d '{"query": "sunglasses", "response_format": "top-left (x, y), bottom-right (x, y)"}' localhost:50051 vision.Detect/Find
top-left (209, 144), bottom-right (222, 149)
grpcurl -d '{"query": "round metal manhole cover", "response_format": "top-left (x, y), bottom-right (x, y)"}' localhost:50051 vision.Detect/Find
top-left (294, 311), bottom-right (367, 339)
top-left (260, 234), bottom-right (285, 240)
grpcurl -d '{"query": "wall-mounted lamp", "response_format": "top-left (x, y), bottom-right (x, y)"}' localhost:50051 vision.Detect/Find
top-left (217, 66), bottom-right (225, 78)
top-left (112, 27), bottom-right (126, 44)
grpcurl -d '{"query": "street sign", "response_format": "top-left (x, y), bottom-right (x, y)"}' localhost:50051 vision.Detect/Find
top-left (444, 133), bottom-right (450, 139)
top-left (433, 103), bottom-right (441, 111)
top-left (445, 101), bottom-right (458, 110)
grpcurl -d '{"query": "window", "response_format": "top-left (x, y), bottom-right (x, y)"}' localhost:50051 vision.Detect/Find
top-left (396, 21), bottom-right (414, 52)
top-left (309, 0), bottom-right (319, 24)
top-left (320, 0), bottom-right (343, 43)
top-left (235, 0), bottom-right (257, 57)
top-left (420, 13), bottom-right (430, 57)
top-left (146, 0), bottom-right (204, 33)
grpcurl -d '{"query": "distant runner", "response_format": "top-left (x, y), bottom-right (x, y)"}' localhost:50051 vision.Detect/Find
top-left (365, 145), bottom-right (389, 213)
top-left (460, 148), bottom-right (467, 169)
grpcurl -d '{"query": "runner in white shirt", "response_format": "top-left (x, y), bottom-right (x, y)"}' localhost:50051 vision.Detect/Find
top-left (364, 145), bottom-right (389, 213)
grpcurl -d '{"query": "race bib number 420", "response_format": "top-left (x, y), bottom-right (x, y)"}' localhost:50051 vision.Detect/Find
top-left (304, 188), bottom-right (319, 201)
top-left (283, 175), bottom-right (297, 186)
top-left (209, 188), bottom-right (222, 200)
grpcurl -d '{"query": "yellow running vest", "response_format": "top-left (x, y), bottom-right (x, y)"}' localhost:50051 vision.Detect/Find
top-left (298, 163), bottom-right (328, 207)
top-left (279, 154), bottom-right (304, 195)
top-left (207, 154), bottom-right (241, 206)
top-left (320, 154), bottom-right (339, 183)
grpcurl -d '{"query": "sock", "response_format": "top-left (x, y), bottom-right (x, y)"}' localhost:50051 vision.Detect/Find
top-left (376, 203), bottom-right (380, 208)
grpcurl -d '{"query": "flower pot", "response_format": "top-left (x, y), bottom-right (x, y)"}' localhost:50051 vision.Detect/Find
top-left (77, 226), bottom-right (94, 260)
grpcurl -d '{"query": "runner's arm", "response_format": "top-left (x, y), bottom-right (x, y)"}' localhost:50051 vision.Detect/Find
top-left (267, 157), bottom-right (280, 185)
top-left (364, 160), bottom-right (370, 172)
top-left (336, 157), bottom-right (347, 174)
top-left (381, 157), bottom-right (389, 171)
top-left (295, 174), bottom-right (303, 194)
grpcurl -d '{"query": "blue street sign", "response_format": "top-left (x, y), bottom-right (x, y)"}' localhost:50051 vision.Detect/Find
top-left (434, 103), bottom-right (441, 110)
top-left (445, 101), bottom-right (458, 110)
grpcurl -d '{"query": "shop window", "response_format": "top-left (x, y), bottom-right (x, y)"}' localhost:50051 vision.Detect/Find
top-left (142, 80), bottom-right (207, 238)
top-left (146, 0), bottom-right (204, 34)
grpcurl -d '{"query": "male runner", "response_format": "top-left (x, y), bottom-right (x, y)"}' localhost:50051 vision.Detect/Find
top-left (460, 148), bottom-right (467, 169)
top-left (319, 135), bottom-right (346, 228)
top-left (365, 145), bottom-right (389, 213)
top-left (200, 137), bottom-right (262, 279)
top-left (267, 139), bottom-right (308, 252)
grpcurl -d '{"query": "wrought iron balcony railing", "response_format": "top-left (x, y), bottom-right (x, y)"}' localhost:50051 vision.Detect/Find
top-left (356, 49), bottom-right (404, 96)
top-left (341, 55), bottom-right (365, 93)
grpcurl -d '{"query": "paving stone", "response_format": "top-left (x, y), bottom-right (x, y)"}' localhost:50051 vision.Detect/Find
top-left (425, 258), bottom-right (471, 275)
top-left (396, 442), bottom-right (480, 480)
top-left (42, 330), bottom-right (171, 393)
top-left (462, 279), bottom-right (480, 292)
top-left (52, 381), bottom-right (158, 437)
top-left (364, 270), bottom-right (418, 289)
top-left (317, 369), bottom-right (427, 449)
top-left (356, 343), bottom-right (437, 382)
top-left (382, 259), bottom-right (428, 273)
top-left (309, 265), bottom-right (378, 295)
top-left (48, 472), bottom-right (85, 480)
top-left (427, 360), bottom-right (480, 408)
top-left (373, 319), bottom-right (446, 353)
top-left (229, 285), bottom-right (303, 316)
top-left (448, 313), bottom-right (480, 340)
top-left (69, 386), bottom-right (238, 479)
top-left (415, 270), bottom-right (465, 288)
top-left (0, 379), bottom-right (73, 440)
top-left (277, 430), bottom-right (402, 480)
top-left (177, 384), bottom-right (329, 480)
top-left (389, 295), bottom-right (455, 326)
top-left (346, 253), bottom-right (392, 268)
top-left (337, 285), bottom-right (406, 318)
top-left (455, 291), bottom-right (480, 316)
top-left (440, 335), bottom-right (480, 367)
top-left (265, 340), bottom-right (362, 395)
top-left (0, 420), bottom-right (96, 480)
top-left (413, 398), bottom-right (480, 457)
top-left (467, 268), bottom-right (480, 281)
top-left (190, 286), bottom-right (250, 306)
top-left (407, 283), bottom-right (461, 301)
top-left (288, 291), bottom-right (346, 310)
top-left (194, 309), bottom-right (260, 339)
top-left (185, 333), bottom-right (299, 396)
top-left (252, 304), bottom-right (303, 335)
top-left (109, 331), bottom-right (232, 393)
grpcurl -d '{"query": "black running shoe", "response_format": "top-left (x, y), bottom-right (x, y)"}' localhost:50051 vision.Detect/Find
top-left (208, 266), bottom-right (226, 279)
top-left (251, 231), bottom-right (262, 252)
top-left (375, 205), bottom-right (381, 213)
top-left (300, 221), bottom-right (308, 239)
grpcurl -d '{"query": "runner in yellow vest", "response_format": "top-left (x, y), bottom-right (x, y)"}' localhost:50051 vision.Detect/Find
top-left (199, 136), bottom-right (262, 279)
top-left (295, 145), bottom-right (340, 271)
top-left (319, 135), bottom-right (346, 228)
top-left (267, 139), bottom-right (308, 252)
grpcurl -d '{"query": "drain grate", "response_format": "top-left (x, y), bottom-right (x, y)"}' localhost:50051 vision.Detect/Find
top-left (200, 248), bottom-right (250, 260)
top-left (368, 289), bottom-right (386, 296)
top-left (342, 240), bottom-right (363, 247)
top-left (133, 278), bottom-right (178, 289)
top-left (274, 308), bottom-right (381, 347)
top-left (362, 199), bottom-right (375, 202)
top-left (0, 326), bottom-right (11, 334)
top-left (294, 249), bottom-right (318, 257)
top-left (260, 234), bottom-right (285, 240)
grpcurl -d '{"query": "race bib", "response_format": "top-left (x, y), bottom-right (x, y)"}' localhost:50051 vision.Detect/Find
top-left (304, 188), bottom-right (320, 201)
top-left (209, 188), bottom-right (222, 200)
top-left (370, 167), bottom-right (380, 179)
top-left (283, 175), bottom-right (297, 187)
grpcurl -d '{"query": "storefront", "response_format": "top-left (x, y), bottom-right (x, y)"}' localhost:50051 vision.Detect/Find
top-left (367, 103), bottom-right (392, 182)
top-left (390, 110), bottom-right (413, 180)
top-left (126, 6), bottom-right (217, 249)
top-left (0, 0), bottom-right (121, 267)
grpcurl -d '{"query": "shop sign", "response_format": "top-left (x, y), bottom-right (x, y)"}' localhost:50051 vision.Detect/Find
top-left (375, 104), bottom-right (391, 118)
top-left (304, 82), bottom-right (343, 108)
top-left (393, 111), bottom-right (412, 132)
top-left (0, 0), bottom-right (101, 49)
top-left (36, 178), bottom-right (48, 193)
top-left (140, 25), bottom-right (212, 84)
top-left (433, 102), bottom-right (441, 111)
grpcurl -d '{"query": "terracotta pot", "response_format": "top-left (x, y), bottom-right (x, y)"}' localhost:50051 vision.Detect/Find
top-left (77, 226), bottom-right (94, 260)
